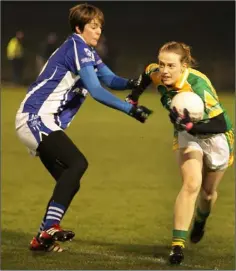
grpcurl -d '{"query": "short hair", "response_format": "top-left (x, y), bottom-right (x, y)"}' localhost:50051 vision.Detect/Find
top-left (69, 3), bottom-right (104, 32)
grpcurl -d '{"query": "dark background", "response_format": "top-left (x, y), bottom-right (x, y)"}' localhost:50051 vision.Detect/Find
top-left (1, 1), bottom-right (235, 90)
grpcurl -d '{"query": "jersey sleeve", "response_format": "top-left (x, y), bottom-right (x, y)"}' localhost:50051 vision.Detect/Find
top-left (79, 65), bottom-right (132, 114)
top-left (191, 78), bottom-right (223, 119)
top-left (96, 65), bottom-right (128, 90)
top-left (65, 38), bottom-right (96, 75)
top-left (93, 50), bottom-right (105, 69)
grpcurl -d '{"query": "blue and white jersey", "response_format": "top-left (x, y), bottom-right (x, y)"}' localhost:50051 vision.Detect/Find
top-left (17, 34), bottom-right (105, 129)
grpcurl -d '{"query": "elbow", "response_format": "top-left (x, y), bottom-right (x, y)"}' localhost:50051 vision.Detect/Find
top-left (90, 91), bottom-right (99, 100)
top-left (102, 78), bottom-right (113, 88)
top-left (89, 87), bottom-right (102, 102)
top-left (216, 114), bottom-right (228, 133)
top-left (105, 82), bottom-right (112, 89)
top-left (221, 123), bottom-right (227, 133)
top-left (105, 75), bottom-right (118, 89)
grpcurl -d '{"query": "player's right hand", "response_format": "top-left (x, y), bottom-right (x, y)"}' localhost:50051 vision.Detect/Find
top-left (129, 105), bottom-right (153, 123)
top-left (169, 107), bottom-right (193, 131)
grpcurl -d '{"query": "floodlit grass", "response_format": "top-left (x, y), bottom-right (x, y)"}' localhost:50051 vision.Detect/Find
top-left (1, 87), bottom-right (234, 270)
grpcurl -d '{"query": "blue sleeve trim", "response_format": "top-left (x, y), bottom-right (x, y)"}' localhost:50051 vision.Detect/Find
top-left (79, 66), bottom-right (132, 114)
top-left (97, 65), bottom-right (128, 90)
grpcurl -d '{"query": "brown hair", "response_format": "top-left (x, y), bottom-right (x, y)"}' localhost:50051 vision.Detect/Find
top-left (158, 41), bottom-right (197, 67)
top-left (69, 3), bottom-right (104, 32)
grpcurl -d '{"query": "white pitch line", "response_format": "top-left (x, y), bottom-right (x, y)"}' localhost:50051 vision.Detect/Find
top-left (81, 250), bottom-right (218, 270)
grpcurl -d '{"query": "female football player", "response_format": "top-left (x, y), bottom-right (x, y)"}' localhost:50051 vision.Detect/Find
top-left (15, 3), bottom-right (152, 252)
top-left (127, 41), bottom-right (234, 265)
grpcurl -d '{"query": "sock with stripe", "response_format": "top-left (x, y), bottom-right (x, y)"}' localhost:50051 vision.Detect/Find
top-left (43, 201), bottom-right (65, 230)
top-left (195, 207), bottom-right (210, 223)
top-left (36, 197), bottom-right (72, 237)
top-left (172, 229), bottom-right (188, 248)
top-left (36, 198), bottom-right (51, 238)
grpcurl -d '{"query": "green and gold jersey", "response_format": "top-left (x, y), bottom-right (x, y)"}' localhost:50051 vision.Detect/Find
top-left (146, 64), bottom-right (234, 165)
top-left (146, 64), bottom-right (232, 131)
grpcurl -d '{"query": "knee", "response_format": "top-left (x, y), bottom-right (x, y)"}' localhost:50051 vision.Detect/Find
top-left (73, 153), bottom-right (89, 175)
top-left (68, 154), bottom-right (88, 193)
top-left (201, 188), bottom-right (217, 201)
top-left (182, 176), bottom-right (201, 195)
top-left (79, 154), bottom-right (89, 173)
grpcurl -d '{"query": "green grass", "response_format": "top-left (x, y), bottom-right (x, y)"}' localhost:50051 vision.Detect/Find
top-left (1, 87), bottom-right (235, 270)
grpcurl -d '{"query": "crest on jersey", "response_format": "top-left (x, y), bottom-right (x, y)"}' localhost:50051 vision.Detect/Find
top-left (84, 48), bottom-right (95, 61)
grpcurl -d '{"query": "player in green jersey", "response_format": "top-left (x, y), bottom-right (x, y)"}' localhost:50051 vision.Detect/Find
top-left (126, 41), bottom-right (234, 265)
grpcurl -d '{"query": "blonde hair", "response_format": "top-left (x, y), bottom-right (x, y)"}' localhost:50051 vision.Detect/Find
top-left (158, 41), bottom-right (197, 67)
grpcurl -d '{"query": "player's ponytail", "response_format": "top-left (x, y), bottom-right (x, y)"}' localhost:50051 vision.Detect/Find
top-left (180, 42), bottom-right (197, 68)
top-left (159, 41), bottom-right (197, 68)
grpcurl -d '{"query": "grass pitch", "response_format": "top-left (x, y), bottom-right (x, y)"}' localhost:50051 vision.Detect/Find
top-left (1, 87), bottom-right (235, 270)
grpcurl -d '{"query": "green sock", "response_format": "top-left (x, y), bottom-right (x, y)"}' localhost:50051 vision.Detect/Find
top-left (172, 229), bottom-right (188, 248)
top-left (195, 207), bottom-right (210, 223)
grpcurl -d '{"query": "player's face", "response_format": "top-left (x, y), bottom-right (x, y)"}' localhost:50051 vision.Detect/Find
top-left (158, 52), bottom-right (186, 86)
top-left (81, 19), bottom-right (102, 47)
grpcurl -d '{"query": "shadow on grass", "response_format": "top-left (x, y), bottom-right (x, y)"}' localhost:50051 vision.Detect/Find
top-left (1, 229), bottom-right (181, 270)
top-left (1, 229), bottom-right (235, 270)
top-left (73, 237), bottom-right (170, 256)
top-left (1, 228), bottom-right (168, 256)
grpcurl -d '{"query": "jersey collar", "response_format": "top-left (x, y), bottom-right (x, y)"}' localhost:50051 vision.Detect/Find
top-left (73, 33), bottom-right (95, 50)
top-left (173, 68), bottom-right (189, 89)
top-left (73, 33), bottom-right (87, 44)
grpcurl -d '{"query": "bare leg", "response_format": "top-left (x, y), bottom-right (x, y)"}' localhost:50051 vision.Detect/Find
top-left (169, 147), bottom-right (203, 265)
top-left (190, 168), bottom-right (226, 243)
top-left (198, 168), bottom-right (225, 213)
top-left (174, 148), bottom-right (203, 231)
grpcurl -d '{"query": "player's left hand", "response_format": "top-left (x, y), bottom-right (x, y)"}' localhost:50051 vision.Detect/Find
top-left (125, 72), bottom-right (152, 105)
top-left (127, 69), bottom-right (153, 91)
top-left (127, 77), bottom-right (142, 90)
top-left (169, 107), bottom-right (193, 131)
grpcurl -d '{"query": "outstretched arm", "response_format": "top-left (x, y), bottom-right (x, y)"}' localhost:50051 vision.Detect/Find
top-left (126, 63), bottom-right (159, 105)
top-left (79, 66), bottom-right (153, 123)
top-left (97, 65), bottom-right (141, 91)
top-left (97, 65), bottom-right (128, 90)
top-left (80, 65), bottom-right (132, 112)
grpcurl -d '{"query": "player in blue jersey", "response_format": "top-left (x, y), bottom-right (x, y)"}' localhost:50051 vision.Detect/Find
top-left (15, 3), bottom-right (152, 252)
